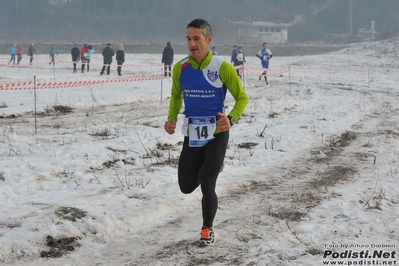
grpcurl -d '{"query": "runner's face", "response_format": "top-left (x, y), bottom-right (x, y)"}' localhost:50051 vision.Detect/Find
top-left (186, 27), bottom-right (212, 63)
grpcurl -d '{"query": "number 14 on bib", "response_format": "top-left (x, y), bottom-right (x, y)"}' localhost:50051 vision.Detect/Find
top-left (187, 116), bottom-right (217, 147)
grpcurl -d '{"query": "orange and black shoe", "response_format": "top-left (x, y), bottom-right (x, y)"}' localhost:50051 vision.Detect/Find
top-left (198, 226), bottom-right (215, 247)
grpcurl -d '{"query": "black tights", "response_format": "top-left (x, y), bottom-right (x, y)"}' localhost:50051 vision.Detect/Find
top-left (117, 60), bottom-right (123, 75)
top-left (86, 59), bottom-right (90, 72)
top-left (81, 58), bottom-right (86, 72)
top-left (178, 131), bottom-right (229, 228)
top-left (164, 64), bottom-right (171, 77)
top-left (9, 55), bottom-right (15, 64)
top-left (101, 65), bottom-right (111, 75)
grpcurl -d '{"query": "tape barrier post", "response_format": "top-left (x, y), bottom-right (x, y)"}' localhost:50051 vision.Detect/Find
top-left (33, 75), bottom-right (37, 135)
top-left (53, 61), bottom-right (56, 80)
top-left (160, 67), bottom-right (163, 101)
top-left (289, 66), bottom-right (291, 96)
top-left (243, 65), bottom-right (245, 89)
top-left (368, 68), bottom-right (370, 88)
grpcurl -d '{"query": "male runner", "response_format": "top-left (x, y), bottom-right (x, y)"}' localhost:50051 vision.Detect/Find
top-left (164, 18), bottom-right (248, 247)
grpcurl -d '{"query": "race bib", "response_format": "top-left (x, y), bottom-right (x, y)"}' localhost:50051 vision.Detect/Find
top-left (184, 116), bottom-right (217, 147)
top-left (236, 53), bottom-right (244, 61)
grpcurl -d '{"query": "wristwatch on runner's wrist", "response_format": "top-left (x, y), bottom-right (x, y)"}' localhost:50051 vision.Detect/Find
top-left (227, 116), bottom-right (235, 126)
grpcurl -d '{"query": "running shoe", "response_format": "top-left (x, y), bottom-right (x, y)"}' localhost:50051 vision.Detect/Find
top-left (198, 226), bottom-right (215, 247)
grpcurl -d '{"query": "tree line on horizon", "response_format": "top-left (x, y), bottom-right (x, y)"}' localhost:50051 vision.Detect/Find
top-left (1, 0), bottom-right (398, 43)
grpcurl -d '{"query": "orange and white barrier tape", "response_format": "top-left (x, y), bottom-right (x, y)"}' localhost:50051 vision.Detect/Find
top-left (0, 74), bottom-right (171, 91)
top-left (2, 62), bottom-right (397, 91)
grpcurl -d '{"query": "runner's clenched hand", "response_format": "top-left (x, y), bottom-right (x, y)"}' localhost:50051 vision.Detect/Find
top-left (164, 120), bottom-right (176, 134)
top-left (217, 113), bottom-right (231, 132)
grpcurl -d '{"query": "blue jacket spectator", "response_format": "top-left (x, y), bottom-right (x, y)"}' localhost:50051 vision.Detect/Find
top-left (8, 44), bottom-right (16, 64)
top-left (49, 46), bottom-right (58, 56)
top-left (230, 45), bottom-right (238, 64)
top-left (49, 45), bottom-right (58, 65)
top-left (10, 44), bottom-right (16, 55)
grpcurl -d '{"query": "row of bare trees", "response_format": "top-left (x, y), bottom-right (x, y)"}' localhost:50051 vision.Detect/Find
top-left (0, 0), bottom-right (399, 43)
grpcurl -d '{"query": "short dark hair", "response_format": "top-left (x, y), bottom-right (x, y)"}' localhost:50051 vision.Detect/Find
top-left (262, 42), bottom-right (268, 46)
top-left (186, 18), bottom-right (213, 38)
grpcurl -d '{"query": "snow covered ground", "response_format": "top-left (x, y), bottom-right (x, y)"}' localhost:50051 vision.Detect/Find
top-left (0, 39), bottom-right (398, 266)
